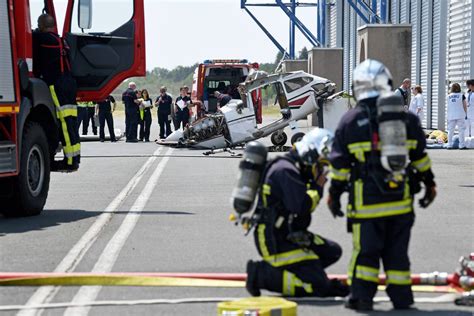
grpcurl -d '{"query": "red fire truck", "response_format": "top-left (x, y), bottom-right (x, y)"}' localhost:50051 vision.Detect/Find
top-left (191, 59), bottom-right (262, 123)
top-left (0, 0), bottom-right (145, 216)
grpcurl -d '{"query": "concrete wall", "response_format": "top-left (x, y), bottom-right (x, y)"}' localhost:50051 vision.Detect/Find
top-left (307, 48), bottom-right (343, 92)
top-left (281, 60), bottom-right (308, 72)
top-left (358, 24), bottom-right (412, 89)
top-left (307, 48), bottom-right (344, 127)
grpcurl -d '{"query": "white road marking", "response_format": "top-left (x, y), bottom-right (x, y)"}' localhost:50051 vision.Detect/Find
top-left (17, 147), bottom-right (164, 316)
top-left (64, 148), bottom-right (174, 316)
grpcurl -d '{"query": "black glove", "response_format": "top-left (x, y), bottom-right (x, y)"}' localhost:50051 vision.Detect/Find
top-left (287, 231), bottom-right (313, 248)
top-left (328, 194), bottom-right (344, 218)
top-left (327, 181), bottom-right (346, 218)
top-left (418, 169), bottom-right (436, 208)
top-left (419, 184), bottom-right (436, 208)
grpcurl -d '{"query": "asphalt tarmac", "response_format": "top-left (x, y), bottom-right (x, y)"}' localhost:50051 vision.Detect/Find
top-left (0, 118), bottom-right (473, 316)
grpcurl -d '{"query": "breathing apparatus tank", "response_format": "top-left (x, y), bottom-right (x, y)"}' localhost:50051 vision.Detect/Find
top-left (377, 94), bottom-right (408, 173)
top-left (232, 141), bottom-right (268, 214)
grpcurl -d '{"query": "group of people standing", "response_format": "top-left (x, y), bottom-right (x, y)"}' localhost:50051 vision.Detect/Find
top-left (122, 83), bottom-right (193, 142)
top-left (77, 96), bottom-right (117, 142)
top-left (394, 78), bottom-right (474, 149)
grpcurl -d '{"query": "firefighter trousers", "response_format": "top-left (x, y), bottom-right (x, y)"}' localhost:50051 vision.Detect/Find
top-left (84, 107), bottom-right (97, 135)
top-left (99, 110), bottom-right (116, 141)
top-left (251, 223), bottom-right (344, 297)
top-left (49, 75), bottom-right (80, 166)
top-left (348, 213), bottom-right (414, 307)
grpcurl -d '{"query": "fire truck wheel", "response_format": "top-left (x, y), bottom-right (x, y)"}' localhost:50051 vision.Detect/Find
top-left (291, 132), bottom-right (305, 145)
top-left (1, 122), bottom-right (50, 217)
top-left (271, 131), bottom-right (287, 146)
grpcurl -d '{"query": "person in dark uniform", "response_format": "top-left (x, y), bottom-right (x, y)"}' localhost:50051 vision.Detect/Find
top-left (155, 86), bottom-right (173, 139)
top-left (86, 101), bottom-right (98, 135)
top-left (175, 86), bottom-right (192, 129)
top-left (138, 89), bottom-right (153, 142)
top-left (77, 101), bottom-right (95, 135)
top-left (96, 95), bottom-right (116, 142)
top-left (33, 14), bottom-right (80, 171)
top-left (246, 128), bottom-right (349, 298)
top-left (122, 82), bottom-right (139, 142)
top-left (77, 102), bottom-right (88, 135)
top-left (328, 59), bottom-right (437, 311)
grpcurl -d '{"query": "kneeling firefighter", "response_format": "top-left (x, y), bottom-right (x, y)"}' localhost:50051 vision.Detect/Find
top-left (232, 128), bottom-right (349, 298)
top-left (328, 59), bottom-right (437, 311)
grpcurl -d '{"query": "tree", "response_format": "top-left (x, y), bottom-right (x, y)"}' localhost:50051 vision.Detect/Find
top-left (298, 47), bottom-right (308, 60)
top-left (274, 51), bottom-right (284, 64)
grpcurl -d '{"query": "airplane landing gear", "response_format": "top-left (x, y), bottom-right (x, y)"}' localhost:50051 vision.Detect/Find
top-left (290, 132), bottom-right (305, 145)
top-left (271, 131), bottom-right (287, 146)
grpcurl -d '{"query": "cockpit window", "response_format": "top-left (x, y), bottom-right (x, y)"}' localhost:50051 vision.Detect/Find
top-left (284, 76), bottom-right (313, 93)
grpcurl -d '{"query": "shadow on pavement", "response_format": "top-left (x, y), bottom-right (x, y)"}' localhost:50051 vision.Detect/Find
top-left (106, 211), bottom-right (195, 215)
top-left (0, 209), bottom-right (97, 236)
top-left (0, 210), bottom-right (195, 236)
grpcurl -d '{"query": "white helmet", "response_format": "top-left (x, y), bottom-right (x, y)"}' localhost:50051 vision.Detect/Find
top-left (294, 128), bottom-right (334, 165)
top-left (352, 59), bottom-right (393, 101)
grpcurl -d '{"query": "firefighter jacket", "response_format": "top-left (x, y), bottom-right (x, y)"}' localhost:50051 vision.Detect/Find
top-left (254, 154), bottom-right (324, 267)
top-left (258, 154), bottom-right (323, 234)
top-left (329, 97), bottom-right (434, 220)
top-left (33, 31), bottom-right (72, 85)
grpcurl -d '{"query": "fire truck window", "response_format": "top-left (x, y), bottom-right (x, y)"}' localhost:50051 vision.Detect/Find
top-left (284, 77), bottom-right (313, 93)
top-left (71, 0), bottom-right (133, 34)
top-left (208, 81), bottom-right (230, 89)
top-left (29, 0), bottom-right (67, 31)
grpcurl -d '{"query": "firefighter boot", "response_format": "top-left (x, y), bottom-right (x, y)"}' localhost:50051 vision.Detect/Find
top-left (345, 297), bottom-right (374, 311)
top-left (327, 279), bottom-right (350, 297)
top-left (246, 260), bottom-right (261, 297)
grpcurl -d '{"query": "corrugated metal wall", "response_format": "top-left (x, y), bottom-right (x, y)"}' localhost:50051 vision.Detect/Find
top-left (447, 0), bottom-right (472, 91)
top-left (419, 0), bottom-right (429, 127)
top-left (410, 0), bottom-right (418, 84)
top-left (400, 0), bottom-right (408, 23)
top-left (328, 0), bottom-right (338, 48)
top-left (391, 0), bottom-right (398, 23)
top-left (430, 0), bottom-right (441, 128)
top-left (326, 0), bottom-right (470, 130)
top-left (343, 2), bottom-right (351, 91)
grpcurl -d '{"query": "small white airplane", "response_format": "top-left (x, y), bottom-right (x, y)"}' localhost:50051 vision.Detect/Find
top-left (158, 70), bottom-right (336, 149)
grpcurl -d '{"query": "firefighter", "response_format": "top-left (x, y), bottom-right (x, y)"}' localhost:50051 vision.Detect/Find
top-left (33, 14), bottom-right (80, 170)
top-left (96, 95), bottom-right (116, 142)
top-left (246, 128), bottom-right (350, 298)
top-left (77, 101), bottom-right (95, 135)
top-left (328, 59), bottom-right (437, 311)
top-left (86, 101), bottom-right (98, 135)
top-left (77, 102), bottom-right (88, 135)
top-left (155, 86), bottom-right (173, 139)
top-left (122, 82), bottom-right (139, 142)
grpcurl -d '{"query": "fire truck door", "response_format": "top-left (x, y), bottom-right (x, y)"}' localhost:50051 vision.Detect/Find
top-left (0, 0), bottom-right (16, 106)
top-left (62, 0), bottom-right (145, 101)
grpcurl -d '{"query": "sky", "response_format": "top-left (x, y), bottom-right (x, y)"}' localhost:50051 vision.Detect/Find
top-left (31, 0), bottom-right (319, 70)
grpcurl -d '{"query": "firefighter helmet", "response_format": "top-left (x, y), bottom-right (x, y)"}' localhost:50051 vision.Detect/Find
top-left (294, 128), bottom-right (334, 166)
top-left (352, 59), bottom-right (393, 101)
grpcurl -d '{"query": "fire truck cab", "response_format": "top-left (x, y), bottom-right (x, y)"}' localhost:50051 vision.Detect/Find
top-left (0, 0), bottom-right (145, 216)
top-left (191, 59), bottom-right (262, 123)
